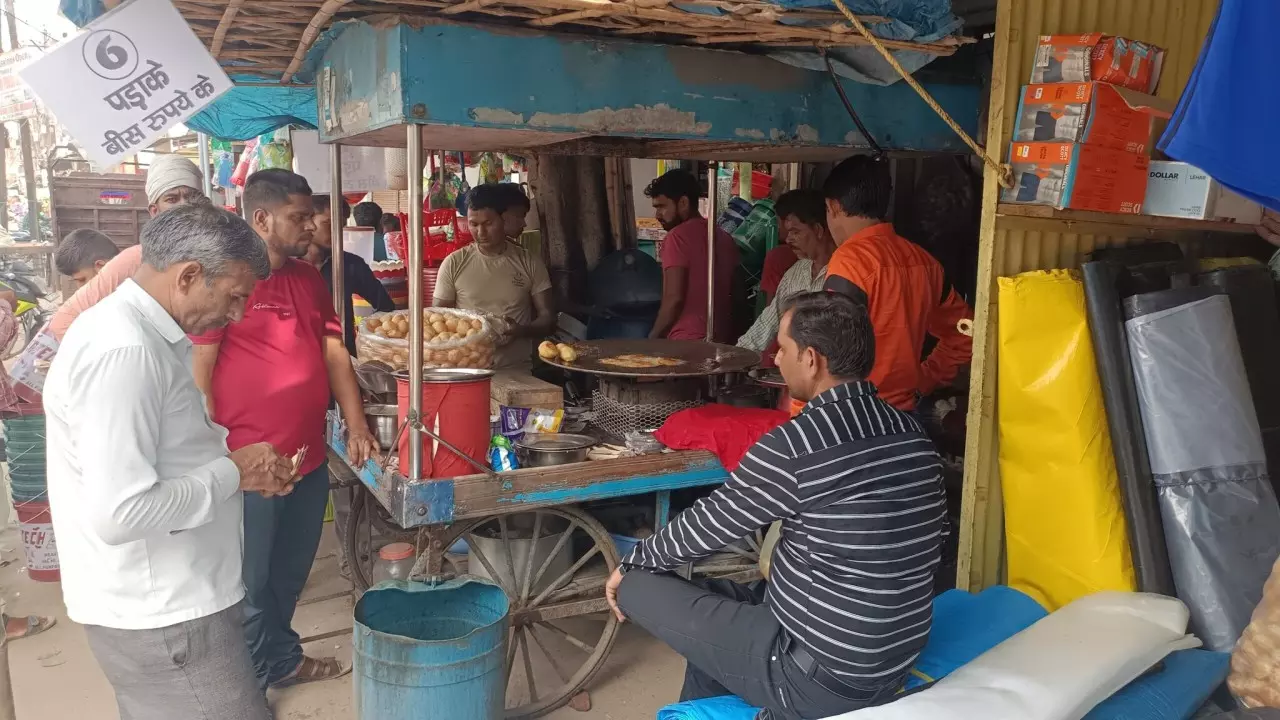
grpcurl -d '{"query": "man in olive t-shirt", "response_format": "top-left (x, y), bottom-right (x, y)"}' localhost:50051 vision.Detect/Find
top-left (433, 184), bottom-right (554, 370)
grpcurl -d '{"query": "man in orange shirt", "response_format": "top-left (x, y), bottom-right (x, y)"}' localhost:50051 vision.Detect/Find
top-left (821, 155), bottom-right (972, 412)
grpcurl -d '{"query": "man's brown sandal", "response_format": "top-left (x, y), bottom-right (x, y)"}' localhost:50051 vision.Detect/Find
top-left (271, 655), bottom-right (350, 688)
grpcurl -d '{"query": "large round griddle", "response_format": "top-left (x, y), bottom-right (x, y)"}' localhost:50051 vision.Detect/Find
top-left (540, 339), bottom-right (760, 378)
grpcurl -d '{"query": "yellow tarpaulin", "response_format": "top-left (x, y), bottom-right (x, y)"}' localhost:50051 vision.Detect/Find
top-left (997, 269), bottom-right (1137, 610)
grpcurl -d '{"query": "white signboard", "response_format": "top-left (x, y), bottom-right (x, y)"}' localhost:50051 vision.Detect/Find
top-left (291, 129), bottom-right (388, 193)
top-left (0, 48), bottom-right (40, 123)
top-left (19, 0), bottom-right (232, 167)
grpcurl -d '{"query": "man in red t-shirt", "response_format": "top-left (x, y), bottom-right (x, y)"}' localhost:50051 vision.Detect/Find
top-left (645, 170), bottom-right (740, 342)
top-left (192, 169), bottom-right (377, 689)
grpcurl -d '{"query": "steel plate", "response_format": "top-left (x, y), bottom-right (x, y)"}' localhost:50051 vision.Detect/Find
top-left (540, 339), bottom-right (760, 378)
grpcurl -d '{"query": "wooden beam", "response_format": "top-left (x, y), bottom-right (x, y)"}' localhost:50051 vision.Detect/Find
top-left (529, 8), bottom-right (610, 26)
top-left (281, 0), bottom-right (354, 83)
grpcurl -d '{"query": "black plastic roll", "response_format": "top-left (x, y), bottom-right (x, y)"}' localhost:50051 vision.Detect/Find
top-left (1081, 261), bottom-right (1176, 596)
top-left (1198, 266), bottom-right (1280, 431)
top-left (1122, 285), bottom-right (1221, 319)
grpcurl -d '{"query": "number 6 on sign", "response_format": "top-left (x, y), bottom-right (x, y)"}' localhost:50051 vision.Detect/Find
top-left (82, 29), bottom-right (138, 81)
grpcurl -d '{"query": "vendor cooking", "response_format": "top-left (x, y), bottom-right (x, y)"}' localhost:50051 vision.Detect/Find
top-left (606, 291), bottom-right (947, 720)
top-left (645, 169), bottom-right (739, 342)
top-left (432, 183), bottom-right (554, 370)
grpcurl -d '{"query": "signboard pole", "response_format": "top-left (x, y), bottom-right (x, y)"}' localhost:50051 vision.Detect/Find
top-left (2, 0), bottom-right (36, 239)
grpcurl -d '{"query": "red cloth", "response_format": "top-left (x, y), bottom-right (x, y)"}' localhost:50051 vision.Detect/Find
top-left (658, 218), bottom-right (740, 342)
top-left (760, 245), bottom-right (799, 302)
top-left (655, 404), bottom-right (790, 471)
top-left (191, 259), bottom-right (341, 474)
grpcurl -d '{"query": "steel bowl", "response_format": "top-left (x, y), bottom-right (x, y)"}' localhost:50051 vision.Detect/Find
top-left (515, 433), bottom-right (598, 468)
top-left (364, 404), bottom-right (400, 450)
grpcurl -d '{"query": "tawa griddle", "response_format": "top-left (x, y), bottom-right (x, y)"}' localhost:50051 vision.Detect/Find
top-left (540, 339), bottom-right (760, 378)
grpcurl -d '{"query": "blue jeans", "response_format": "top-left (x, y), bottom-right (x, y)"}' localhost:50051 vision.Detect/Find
top-left (241, 464), bottom-right (330, 688)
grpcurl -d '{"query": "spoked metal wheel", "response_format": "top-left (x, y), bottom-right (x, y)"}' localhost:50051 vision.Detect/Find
top-left (439, 506), bottom-right (621, 718)
top-left (691, 528), bottom-right (766, 583)
top-left (345, 485), bottom-right (418, 592)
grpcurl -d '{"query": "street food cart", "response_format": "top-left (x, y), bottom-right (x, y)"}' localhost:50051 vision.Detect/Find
top-left (61, 1), bottom-right (980, 714)
top-left (308, 15), bottom-right (977, 715)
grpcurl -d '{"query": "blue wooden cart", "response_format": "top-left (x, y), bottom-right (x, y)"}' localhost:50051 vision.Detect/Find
top-left (307, 12), bottom-right (979, 716)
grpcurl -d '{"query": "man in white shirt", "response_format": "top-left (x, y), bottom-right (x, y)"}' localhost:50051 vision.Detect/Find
top-left (44, 204), bottom-right (297, 720)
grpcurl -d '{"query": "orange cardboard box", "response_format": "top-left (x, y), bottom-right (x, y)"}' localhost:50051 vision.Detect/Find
top-left (1031, 33), bottom-right (1166, 94)
top-left (1003, 141), bottom-right (1149, 214)
top-left (1013, 82), bottom-right (1174, 154)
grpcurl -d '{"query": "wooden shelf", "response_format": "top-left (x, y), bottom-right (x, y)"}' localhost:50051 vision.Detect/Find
top-left (996, 203), bottom-right (1261, 236)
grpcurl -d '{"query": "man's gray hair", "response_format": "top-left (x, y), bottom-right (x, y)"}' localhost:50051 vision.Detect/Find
top-left (141, 204), bottom-right (270, 280)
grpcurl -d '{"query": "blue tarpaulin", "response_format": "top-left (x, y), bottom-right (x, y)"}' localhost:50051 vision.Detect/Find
top-left (185, 80), bottom-right (317, 141)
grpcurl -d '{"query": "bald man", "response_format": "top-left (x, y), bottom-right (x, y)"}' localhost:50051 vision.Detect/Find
top-left (50, 154), bottom-right (208, 341)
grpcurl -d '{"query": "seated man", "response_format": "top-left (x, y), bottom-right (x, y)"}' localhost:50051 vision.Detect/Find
top-left (54, 229), bottom-right (120, 288)
top-left (305, 194), bottom-right (395, 355)
top-left (433, 183), bottom-right (554, 370)
top-left (737, 190), bottom-right (836, 365)
top-left (607, 291), bottom-right (948, 720)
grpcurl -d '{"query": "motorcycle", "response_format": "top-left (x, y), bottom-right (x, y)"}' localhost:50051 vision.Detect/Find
top-left (0, 259), bottom-right (53, 359)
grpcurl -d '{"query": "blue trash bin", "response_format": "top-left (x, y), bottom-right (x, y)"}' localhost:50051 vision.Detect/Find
top-left (354, 578), bottom-right (509, 720)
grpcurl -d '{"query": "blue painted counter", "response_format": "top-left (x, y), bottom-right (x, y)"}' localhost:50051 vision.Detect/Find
top-left (329, 414), bottom-right (728, 529)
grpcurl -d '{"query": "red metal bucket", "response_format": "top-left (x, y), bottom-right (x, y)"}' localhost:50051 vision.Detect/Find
top-left (15, 499), bottom-right (59, 582)
top-left (396, 369), bottom-right (493, 479)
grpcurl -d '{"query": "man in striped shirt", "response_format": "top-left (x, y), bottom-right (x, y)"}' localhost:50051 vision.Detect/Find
top-left (606, 291), bottom-right (947, 719)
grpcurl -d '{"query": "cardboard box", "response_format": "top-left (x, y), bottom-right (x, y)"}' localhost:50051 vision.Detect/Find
top-left (1031, 33), bottom-right (1166, 94)
top-left (1003, 142), bottom-right (1149, 214)
top-left (1144, 161), bottom-right (1265, 223)
top-left (1013, 82), bottom-right (1173, 154)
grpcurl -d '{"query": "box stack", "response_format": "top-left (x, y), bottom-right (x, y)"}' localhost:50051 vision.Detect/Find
top-left (1002, 34), bottom-right (1168, 214)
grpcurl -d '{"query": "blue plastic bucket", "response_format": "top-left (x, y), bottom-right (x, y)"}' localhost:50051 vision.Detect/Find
top-left (354, 578), bottom-right (509, 720)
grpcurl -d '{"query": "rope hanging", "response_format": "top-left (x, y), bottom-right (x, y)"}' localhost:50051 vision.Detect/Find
top-left (827, 0), bottom-right (1014, 188)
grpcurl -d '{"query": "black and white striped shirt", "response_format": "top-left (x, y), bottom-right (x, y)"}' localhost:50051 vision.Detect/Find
top-left (624, 381), bottom-right (947, 686)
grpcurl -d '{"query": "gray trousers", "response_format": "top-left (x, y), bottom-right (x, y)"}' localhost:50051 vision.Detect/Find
top-left (84, 603), bottom-right (271, 720)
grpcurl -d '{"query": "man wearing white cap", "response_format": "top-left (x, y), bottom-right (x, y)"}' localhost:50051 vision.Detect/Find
top-left (49, 154), bottom-right (208, 341)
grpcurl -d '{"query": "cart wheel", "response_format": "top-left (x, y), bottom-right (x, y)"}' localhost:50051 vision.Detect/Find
top-left (345, 485), bottom-right (417, 592)
top-left (440, 507), bottom-right (621, 718)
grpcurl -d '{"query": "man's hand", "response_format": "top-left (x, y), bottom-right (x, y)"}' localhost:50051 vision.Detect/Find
top-left (605, 567), bottom-right (627, 623)
top-left (347, 424), bottom-right (377, 467)
top-left (1258, 208), bottom-right (1280, 247)
top-left (230, 442), bottom-right (295, 497)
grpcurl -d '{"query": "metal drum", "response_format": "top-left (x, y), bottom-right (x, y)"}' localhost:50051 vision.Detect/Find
top-left (354, 577), bottom-right (509, 720)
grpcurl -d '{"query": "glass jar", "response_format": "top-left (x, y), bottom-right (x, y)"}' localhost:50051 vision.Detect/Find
top-left (372, 542), bottom-right (416, 584)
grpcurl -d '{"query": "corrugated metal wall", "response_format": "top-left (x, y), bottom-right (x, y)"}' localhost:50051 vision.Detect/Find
top-left (957, 0), bottom-right (1225, 591)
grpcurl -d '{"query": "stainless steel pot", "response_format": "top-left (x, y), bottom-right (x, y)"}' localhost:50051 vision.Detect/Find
top-left (364, 404), bottom-right (400, 450)
top-left (515, 433), bottom-right (597, 467)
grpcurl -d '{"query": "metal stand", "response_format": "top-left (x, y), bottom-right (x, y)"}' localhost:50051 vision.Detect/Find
top-left (329, 143), bottom-right (345, 340)
top-left (406, 126), bottom-right (425, 481)
top-left (705, 161), bottom-right (718, 341)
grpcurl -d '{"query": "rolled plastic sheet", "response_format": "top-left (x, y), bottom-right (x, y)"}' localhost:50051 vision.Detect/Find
top-left (1199, 266), bottom-right (1280, 501)
top-left (998, 270), bottom-right (1137, 611)
top-left (1081, 262), bottom-right (1176, 596)
top-left (1124, 289), bottom-right (1280, 652)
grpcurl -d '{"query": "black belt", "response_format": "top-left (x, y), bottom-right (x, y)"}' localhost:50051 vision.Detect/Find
top-left (783, 640), bottom-right (879, 703)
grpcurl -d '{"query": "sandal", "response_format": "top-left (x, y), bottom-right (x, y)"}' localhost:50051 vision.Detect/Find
top-left (4, 614), bottom-right (55, 641)
top-left (271, 655), bottom-right (350, 688)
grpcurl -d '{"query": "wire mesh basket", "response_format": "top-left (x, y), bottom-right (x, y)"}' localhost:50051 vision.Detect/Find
top-left (591, 390), bottom-right (700, 441)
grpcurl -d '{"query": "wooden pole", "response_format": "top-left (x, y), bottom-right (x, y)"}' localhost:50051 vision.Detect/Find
top-left (4, 0), bottom-right (38, 240)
